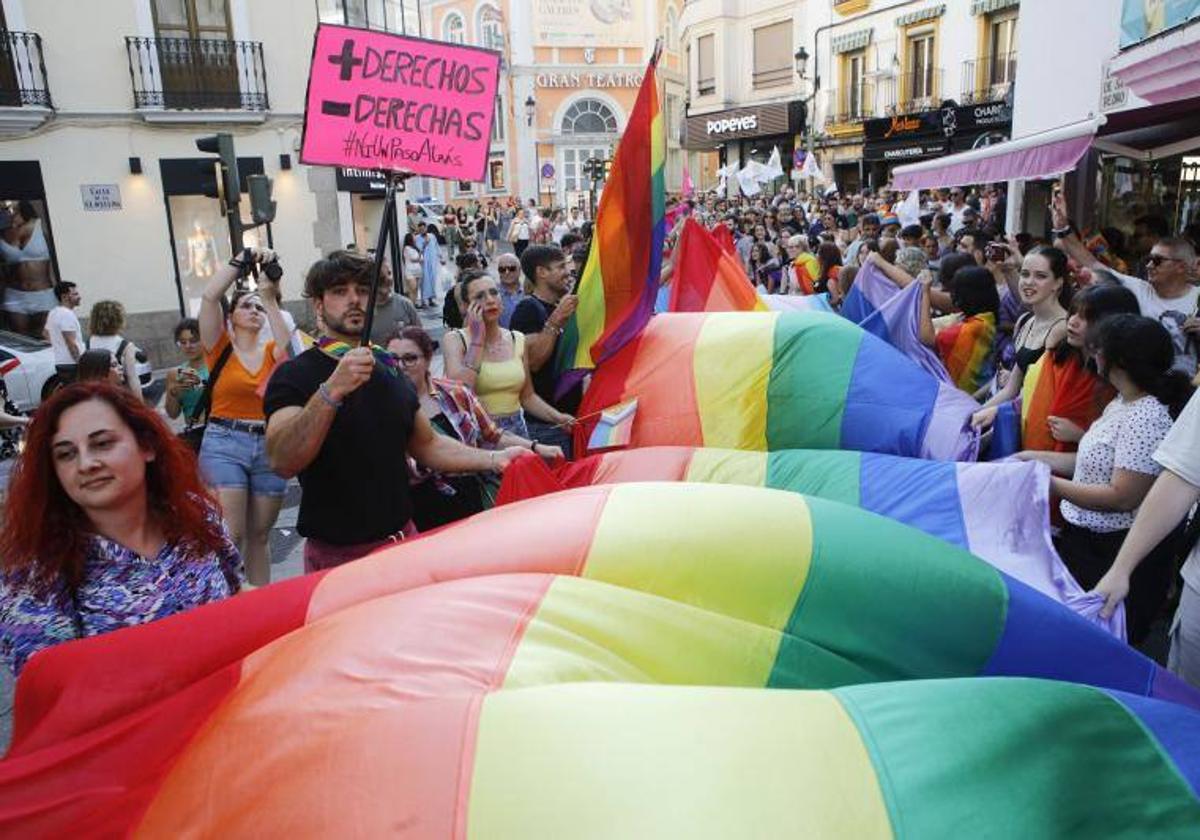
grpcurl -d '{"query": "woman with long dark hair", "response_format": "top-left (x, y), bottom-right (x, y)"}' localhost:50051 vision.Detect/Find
top-left (1018, 283), bottom-right (1141, 452)
top-left (1018, 315), bottom-right (1195, 642)
top-left (973, 246), bottom-right (1072, 429)
top-left (0, 382), bottom-right (242, 674)
top-left (816, 242), bottom-right (842, 295)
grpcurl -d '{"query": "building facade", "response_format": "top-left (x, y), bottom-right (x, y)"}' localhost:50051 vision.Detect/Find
top-left (679, 0), bottom-right (809, 193)
top-left (805, 0), bottom-right (1018, 193)
top-left (0, 0), bottom-right (430, 370)
top-left (422, 0), bottom-right (687, 210)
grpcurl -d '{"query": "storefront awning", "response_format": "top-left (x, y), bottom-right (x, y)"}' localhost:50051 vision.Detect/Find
top-left (890, 117), bottom-right (1101, 190)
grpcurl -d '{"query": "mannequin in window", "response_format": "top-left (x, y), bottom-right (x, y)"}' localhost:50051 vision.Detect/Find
top-left (186, 219), bottom-right (220, 280)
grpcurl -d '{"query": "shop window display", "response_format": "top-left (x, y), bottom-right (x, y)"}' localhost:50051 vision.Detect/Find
top-left (0, 199), bottom-right (58, 339)
top-left (168, 194), bottom-right (265, 316)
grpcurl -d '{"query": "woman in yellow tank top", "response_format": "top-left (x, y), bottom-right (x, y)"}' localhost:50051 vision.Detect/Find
top-left (442, 270), bottom-right (574, 438)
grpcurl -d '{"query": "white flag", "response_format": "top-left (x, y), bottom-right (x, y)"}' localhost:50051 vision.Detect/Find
top-left (800, 149), bottom-right (824, 182)
top-left (763, 146), bottom-right (784, 181)
top-left (897, 190), bottom-right (922, 228)
top-left (737, 162), bottom-right (765, 196)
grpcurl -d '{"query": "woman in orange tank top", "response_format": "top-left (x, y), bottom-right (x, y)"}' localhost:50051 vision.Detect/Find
top-left (197, 247), bottom-right (293, 586)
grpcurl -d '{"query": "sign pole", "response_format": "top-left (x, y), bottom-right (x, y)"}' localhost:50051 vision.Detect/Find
top-left (360, 173), bottom-right (402, 347)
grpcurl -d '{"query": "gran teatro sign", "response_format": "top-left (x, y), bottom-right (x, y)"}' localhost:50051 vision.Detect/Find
top-left (535, 71), bottom-right (644, 88)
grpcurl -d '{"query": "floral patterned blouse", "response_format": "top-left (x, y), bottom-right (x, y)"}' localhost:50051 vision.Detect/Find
top-left (0, 520), bottom-right (243, 675)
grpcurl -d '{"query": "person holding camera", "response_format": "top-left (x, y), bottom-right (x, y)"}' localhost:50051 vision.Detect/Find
top-left (198, 246), bottom-right (292, 586)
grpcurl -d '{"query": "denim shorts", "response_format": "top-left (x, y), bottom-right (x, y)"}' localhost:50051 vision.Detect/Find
top-left (198, 422), bottom-right (287, 497)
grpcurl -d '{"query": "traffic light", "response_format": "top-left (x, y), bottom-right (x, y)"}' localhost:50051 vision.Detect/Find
top-left (246, 174), bottom-right (276, 225)
top-left (602, 158), bottom-right (612, 180)
top-left (195, 133), bottom-right (240, 211)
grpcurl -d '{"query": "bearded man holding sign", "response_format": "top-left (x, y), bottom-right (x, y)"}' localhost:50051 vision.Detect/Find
top-left (264, 250), bottom-right (526, 571)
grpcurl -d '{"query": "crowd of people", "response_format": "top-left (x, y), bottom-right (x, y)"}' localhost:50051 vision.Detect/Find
top-left (0, 178), bottom-right (1198, 697)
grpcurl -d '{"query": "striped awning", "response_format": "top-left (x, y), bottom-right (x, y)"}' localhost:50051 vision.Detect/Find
top-left (831, 28), bottom-right (873, 54)
top-left (896, 4), bottom-right (946, 27)
top-left (972, 0), bottom-right (1020, 15)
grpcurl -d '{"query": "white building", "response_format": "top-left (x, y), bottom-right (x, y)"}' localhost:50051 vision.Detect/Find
top-left (0, 0), bottom-right (422, 375)
top-left (679, 0), bottom-right (809, 192)
top-left (887, 0), bottom-right (1200, 238)
top-left (805, 0), bottom-right (1018, 193)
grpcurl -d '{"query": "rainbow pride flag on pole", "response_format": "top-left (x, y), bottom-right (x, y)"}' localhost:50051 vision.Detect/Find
top-left (555, 48), bottom-right (665, 386)
top-left (575, 310), bottom-right (981, 460)
top-left (497, 446), bottom-right (1122, 635)
top-left (2, 483), bottom-right (1196, 834)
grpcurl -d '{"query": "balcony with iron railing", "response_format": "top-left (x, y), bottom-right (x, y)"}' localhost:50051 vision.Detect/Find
top-left (125, 36), bottom-right (268, 113)
top-left (822, 83), bottom-right (875, 129)
top-left (961, 53), bottom-right (1016, 105)
top-left (882, 68), bottom-right (944, 115)
top-left (0, 30), bottom-right (52, 109)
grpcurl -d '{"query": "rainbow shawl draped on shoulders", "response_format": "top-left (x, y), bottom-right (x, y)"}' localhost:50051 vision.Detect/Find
top-left (2, 482), bottom-right (1198, 834)
top-left (1021, 350), bottom-right (1111, 452)
top-left (936, 312), bottom-right (997, 394)
top-left (575, 310), bottom-right (980, 461)
top-left (554, 58), bottom-right (665, 390)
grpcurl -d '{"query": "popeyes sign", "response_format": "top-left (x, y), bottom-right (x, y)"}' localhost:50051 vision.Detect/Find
top-left (706, 114), bottom-right (758, 136)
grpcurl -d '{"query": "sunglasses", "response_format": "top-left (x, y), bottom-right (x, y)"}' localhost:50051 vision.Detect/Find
top-left (1146, 254), bottom-right (1183, 267)
top-left (498, 265), bottom-right (520, 273)
top-left (396, 353), bottom-right (422, 365)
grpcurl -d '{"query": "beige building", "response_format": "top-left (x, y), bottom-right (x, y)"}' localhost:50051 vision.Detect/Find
top-left (421, 0), bottom-right (687, 210)
top-left (679, 0), bottom-right (809, 193)
top-left (0, 0), bottom-right (425, 373)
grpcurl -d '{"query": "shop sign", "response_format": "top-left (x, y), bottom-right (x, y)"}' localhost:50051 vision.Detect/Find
top-left (535, 71), bottom-right (643, 88)
top-left (335, 166), bottom-right (394, 193)
top-left (80, 184), bottom-right (122, 211)
top-left (866, 141), bottom-right (947, 162)
top-left (865, 101), bottom-right (1011, 145)
top-left (683, 102), bottom-right (791, 149)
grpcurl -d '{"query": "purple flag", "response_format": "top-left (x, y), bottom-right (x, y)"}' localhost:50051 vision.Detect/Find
top-left (845, 261), bottom-right (953, 384)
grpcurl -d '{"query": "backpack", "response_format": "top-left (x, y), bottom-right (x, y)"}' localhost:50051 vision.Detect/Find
top-left (116, 338), bottom-right (154, 386)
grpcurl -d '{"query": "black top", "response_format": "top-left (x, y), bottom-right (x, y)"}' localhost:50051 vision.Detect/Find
top-left (264, 348), bottom-right (419, 545)
top-left (509, 295), bottom-right (582, 415)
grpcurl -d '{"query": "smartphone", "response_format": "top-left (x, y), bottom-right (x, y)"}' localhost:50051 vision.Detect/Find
top-left (986, 243), bottom-right (1007, 262)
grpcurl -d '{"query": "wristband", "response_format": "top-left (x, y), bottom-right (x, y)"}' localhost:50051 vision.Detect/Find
top-left (529, 439), bottom-right (537, 452)
top-left (545, 322), bottom-right (563, 336)
top-left (317, 382), bottom-right (343, 409)
top-left (1051, 224), bottom-right (1075, 238)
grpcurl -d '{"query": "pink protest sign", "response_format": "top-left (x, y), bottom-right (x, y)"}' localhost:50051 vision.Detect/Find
top-left (300, 24), bottom-right (501, 182)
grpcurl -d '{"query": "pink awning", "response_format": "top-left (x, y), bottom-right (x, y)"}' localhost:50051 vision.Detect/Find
top-left (890, 118), bottom-right (1101, 191)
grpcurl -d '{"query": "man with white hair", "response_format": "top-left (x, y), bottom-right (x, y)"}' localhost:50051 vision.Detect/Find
top-left (783, 234), bottom-right (820, 295)
top-left (496, 252), bottom-right (524, 328)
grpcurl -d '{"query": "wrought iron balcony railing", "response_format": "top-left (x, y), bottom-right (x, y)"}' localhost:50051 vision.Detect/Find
top-left (882, 68), bottom-right (944, 115)
top-left (822, 83), bottom-right (875, 128)
top-left (961, 53), bottom-right (1016, 105)
top-left (0, 31), bottom-right (52, 108)
top-left (125, 36), bottom-right (268, 111)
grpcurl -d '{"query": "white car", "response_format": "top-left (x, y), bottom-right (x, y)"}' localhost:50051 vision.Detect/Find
top-left (0, 330), bottom-right (58, 412)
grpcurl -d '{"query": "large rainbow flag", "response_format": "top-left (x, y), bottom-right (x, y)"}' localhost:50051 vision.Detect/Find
top-left (497, 446), bottom-right (1120, 635)
top-left (668, 217), bottom-right (765, 312)
top-left (576, 310), bottom-right (981, 460)
top-left (2, 483), bottom-right (1197, 834)
top-left (555, 55), bottom-right (665, 385)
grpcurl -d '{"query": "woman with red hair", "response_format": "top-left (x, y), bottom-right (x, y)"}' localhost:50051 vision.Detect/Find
top-left (0, 382), bottom-right (242, 675)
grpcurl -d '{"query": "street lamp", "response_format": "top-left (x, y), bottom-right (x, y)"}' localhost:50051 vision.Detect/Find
top-left (795, 47), bottom-right (818, 192)
top-left (794, 47), bottom-right (809, 80)
top-left (525, 95), bottom-right (538, 207)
